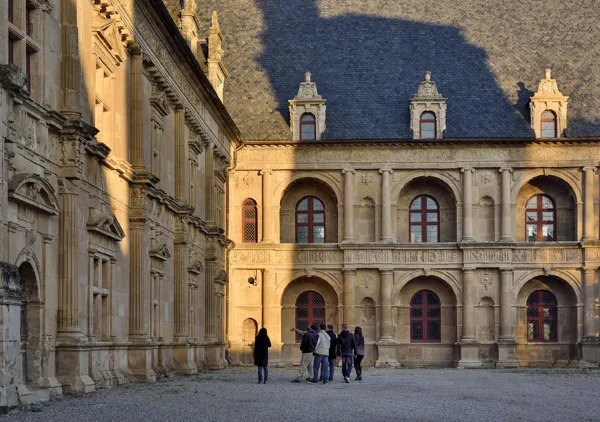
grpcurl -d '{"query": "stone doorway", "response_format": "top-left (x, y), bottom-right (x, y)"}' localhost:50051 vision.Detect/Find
top-left (241, 318), bottom-right (257, 364)
top-left (18, 261), bottom-right (41, 385)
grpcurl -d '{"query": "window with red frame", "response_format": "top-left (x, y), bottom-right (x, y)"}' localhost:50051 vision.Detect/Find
top-left (296, 196), bottom-right (325, 243)
top-left (541, 110), bottom-right (557, 138)
top-left (527, 290), bottom-right (557, 342)
top-left (295, 291), bottom-right (325, 342)
top-left (409, 195), bottom-right (439, 243)
top-left (525, 194), bottom-right (555, 242)
top-left (410, 290), bottom-right (441, 342)
top-left (420, 111), bottom-right (436, 139)
top-left (300, 113), bottom-right (316, 141)
top-left (241, 198), bottom-right (258, 243)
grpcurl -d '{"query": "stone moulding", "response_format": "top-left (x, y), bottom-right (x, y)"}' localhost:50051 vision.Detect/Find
top-left (149, 244), bottom-right (171, 261)
top-left (86, 213), bottom-right (126, 241)
top-left (8, 173), bottom-right (60, 216)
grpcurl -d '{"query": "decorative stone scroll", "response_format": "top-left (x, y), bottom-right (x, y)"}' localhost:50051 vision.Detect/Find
top-left (8, 173), bottom-right (60, 216)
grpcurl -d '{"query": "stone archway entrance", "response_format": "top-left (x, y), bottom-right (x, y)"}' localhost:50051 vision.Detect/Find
top-left (18, 261), bottom-right (41, 385)
top-left (241, 318), bottom-right (258, 364)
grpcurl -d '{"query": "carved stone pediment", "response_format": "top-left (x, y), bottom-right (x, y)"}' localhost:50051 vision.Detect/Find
top-left (150, 87), bottom-right (171, 117)
top-left (215, 269), bottom-right (228, 285)
top-left (188, 260), bottom-right (204, 275)
top-left (8, 173), bottom-right (60, 216)
top-left (150, 243), bottom-right (171, 261)
top-left (92, 15), bottom-right (125, 65)
top-left (87, 213), bottom-right (125, 241)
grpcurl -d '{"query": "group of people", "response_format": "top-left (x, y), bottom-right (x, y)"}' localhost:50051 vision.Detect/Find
top-left (253, 323), bottom-right (365, 384)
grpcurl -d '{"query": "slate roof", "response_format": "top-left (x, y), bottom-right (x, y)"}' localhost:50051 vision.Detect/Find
top-left (196, 0), bottom-right (600, 141)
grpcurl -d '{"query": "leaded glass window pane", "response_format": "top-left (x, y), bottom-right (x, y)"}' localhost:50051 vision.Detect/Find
top-left (421, 122), bottom-right (435, 139)
top-left (297, 226), bottom-right (308, 243)
top-left (313, 213), bottom-right (324, 223)
top-left (312, 199), bottom-right (324, 211)
top-left (298, 199), bottom-right (309, 211)
top-left (526, 197), bottom-right (537, 208)
top-left (297, 213), bottom-right (308, 223)
top-left (410, 213), bottom-right (422, 222)
top-left (410, 197), bottom-right (422, 209)
top-left (527, 225), bottom-right (538, 242)
top-left (426, 197), bottom-right (437, 210)
top-left (426, 226), bottom-right (438, 243)
top-left (541, 121), bottom-right (556, 138)
top-left (542, 224), bottom-right (554, 241)
top-left (426, 212), bottom-right (438, 222)
top-left (410, 226), bottom-right (422, 243)
top-left (313, 226), bottom-right (325, 243)
top-left (526, 212), bottom-right (537, 222)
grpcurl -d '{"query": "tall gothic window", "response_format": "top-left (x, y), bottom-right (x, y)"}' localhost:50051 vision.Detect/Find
top-left (242, 198), bottom-right (258, 243)
top-left (296, 196), bottom-right (325, 243)
top-left (527, 290), bottom-right (557, 342)
top-left (410, 290), bottom-right (441, 342)
top-left (420, 112), bottom-right (436, 139)
top-left (526, 194), bottom-right (555, 242)
top-left (541, 110), bottom-right (557, 138)
top-left (300, 113), bottom-right (316, 141)
top-left (409, 195), bottom-right (439, 243)
top-left (295, 291), bottom-right (325, 342)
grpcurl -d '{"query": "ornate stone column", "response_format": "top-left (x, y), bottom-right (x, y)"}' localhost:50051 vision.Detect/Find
top-left (60, 0), bottom-right (81, 118)
top-left (260, 169), bottom-right (275, 243)
top-left (129, 44), bottom-right (144, 169)
top-left (55, 179), bottom-right (95, 394)
top-left (376, 269), bottom-right (398, 367)
top-left (204, 262), bottom-right (217, 342)
top-left (174, 108), bottom-right (189, 204)
top-left (462, 168), bottom-right (474, 241)
top-left (343, 270), bottom-right (356, 328)
top-left (379, 168), bottom-right (393, 243)
top-left (583, 167), bottom-right (596, 241)
top-left (500, 168), bottom-right (513, 241)
top-left (581, 268), bottom-right (600, 364)
top-left (205, 142), bottom-right (216, 224)
top-left (458, 268), bottom-right (481, 367)
top-left (262, 269), bottom-right (280, 363)
top-left (342, 168), bottom-right (355, 243)
top-left (497, 269), bottom-right (518, 367)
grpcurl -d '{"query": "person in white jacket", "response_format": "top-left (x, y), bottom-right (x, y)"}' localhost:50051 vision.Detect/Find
top-left (310, 323), bottom-right (331, 384)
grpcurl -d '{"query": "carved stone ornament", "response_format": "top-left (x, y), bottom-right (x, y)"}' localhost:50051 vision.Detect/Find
top-left (149, 243), bottom-right (171, 261)
top-left (188, 260), bottom-right (204, 275)
top-left (0, 64), bottom-right (27, 91)
top-left (0, 261), bottom-right (23, 299)
top-left (150, 86), bottom-right (171, 117)
top-left (215, 269), bottom-right (229, 285)
top-left (480, 271), bottom-right (493, 290)
top-left (413, 71), bottom-right (444, 100)
top-left (8, 173), bottom-right (60, 216)
top-left (87, 213), bottom-right (126, 241)
top-left (92, 15), bottom-right (126, 65)
top-left (529, 69), bottom-right (569, 138)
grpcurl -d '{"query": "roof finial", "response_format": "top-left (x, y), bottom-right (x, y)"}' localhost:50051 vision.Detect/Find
top-left (545, 68), bottom-right (552, 80)
top-left (211, 11), bottom-right (220, 30)
top-left (305, 72), bottom-right (312, 83)
top-left (425, 71), bottom-right (432, 81)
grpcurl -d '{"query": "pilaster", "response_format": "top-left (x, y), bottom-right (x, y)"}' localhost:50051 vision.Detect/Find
top-left (379, 168), bottom-right (393, 243)
top-left (174, 108), bottom-right (189, 204)
top-left (458, 268), bottom-right (481, 367)
top-left (583, 167), bottom-right (596, 241)
top-left (461, 168), bottom-right (474, 241)
top-left (376, 269), bottom-right (398, 367)
top-left (497, 269), bottom-right (519, 367)
top-left (129, 44), bottom-right (144, 169)
top-left (260, 169), bottom-right (275, 243)
top-left (499, 168), bottom-right (513, 242)
top-left (342, 168), bottom-right (355, 243)
top-left (343, 270), bottom-right (356, 329)
top-left (205, 142), bottom-right (216, 224)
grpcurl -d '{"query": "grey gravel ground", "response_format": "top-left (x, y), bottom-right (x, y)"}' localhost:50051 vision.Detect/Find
top-left (6, 367), bottom-right (600, 421)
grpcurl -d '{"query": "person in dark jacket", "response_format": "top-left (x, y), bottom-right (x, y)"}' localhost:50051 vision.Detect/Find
top-left (254, 328), bottom-right (271, 384)
top-left (291, 323), bottom-right (318, 383)
top-left (326, 324), bottom-right (338, 382)
top-left (336, 324), bottom-right (357, 383)
top-left (354, 326), bottom-right (365, 381)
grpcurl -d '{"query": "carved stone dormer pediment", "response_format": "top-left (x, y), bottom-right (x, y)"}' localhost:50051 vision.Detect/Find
top-left (288, 72), bottom-right (327, 141)
top-left (188, 260), bottom-right (204, 275)
top-left (530, 69), bottom-right (569, 138)
top-left (92, 15), bottom-right (125, 66)
top-left (150, 243), bottom-right (171, 261)
top-left (215, 269), bottom-right (228, 285)
top-left (8, 173), bottom-right (60, 216)
top-left (410, 71), bottom-right (447, 140)
top-left (87, 212), bottom-right (125, 241)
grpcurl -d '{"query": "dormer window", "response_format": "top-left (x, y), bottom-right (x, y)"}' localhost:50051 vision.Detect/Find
top-left (541, 110), bottom-right (557, 138)
top-left (410, 71), bottom-right (447, 140)
top-left (289, 72), bottom-right (327, 141)
top-left (420, 112), bottom-right (436, 139)
top-left (300, 113), bottom-right (316, 141)
top-left (530, 69), bottom-right (568, 138)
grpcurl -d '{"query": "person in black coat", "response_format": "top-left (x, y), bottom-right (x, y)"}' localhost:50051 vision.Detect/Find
top-left (254, 328), bottom-right (271, 384)
top-left (326, 325), bottom-right (338, 382)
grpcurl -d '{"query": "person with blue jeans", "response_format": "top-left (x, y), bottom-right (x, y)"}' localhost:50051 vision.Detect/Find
top-left (336, 324), bottom-right (357, 383)
top-left (311, 323), bottom-right (331, 384)
top-left (326, 325), bottom-right (338, 382)
top-left (254, 328), bottom-right (271, 384)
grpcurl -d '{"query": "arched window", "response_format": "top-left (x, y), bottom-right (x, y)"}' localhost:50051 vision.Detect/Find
top-left (525, 194), bottom-right (555, 242)
top-left (296, 196), bottom-right (325, 243)
top-left (410, 290), bottom-right (441, 342)
top-left (300, 113), bottom-right (316, 141)
top-left (409, 195), bottom-right (439, 243)
top-left (527, 290), bottom-right (557, 342)
top-left (242, 198), bottom-right (258, 243)
top-left (420, 112), bottom-right (436, 139)
top-left (541, 110), bottom-right (557, 138)
top-left (295, 291), bottom-right (326, 342)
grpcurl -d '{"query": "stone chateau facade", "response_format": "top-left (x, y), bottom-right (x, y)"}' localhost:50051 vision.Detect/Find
top-left (0, 0), bottom-right (240, 410)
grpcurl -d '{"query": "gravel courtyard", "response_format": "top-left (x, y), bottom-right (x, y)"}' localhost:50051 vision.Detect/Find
top-left (7, 367), bottom-right (600, 422)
